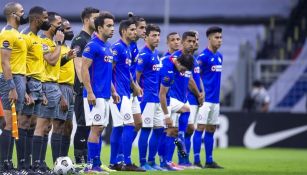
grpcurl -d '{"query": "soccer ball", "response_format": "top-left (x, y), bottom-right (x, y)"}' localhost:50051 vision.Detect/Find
top-left (53, 156), bottom-right (75, 175)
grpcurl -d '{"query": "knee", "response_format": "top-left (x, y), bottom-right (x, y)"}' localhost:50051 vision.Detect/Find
top-left (64, 120), bottom-right (73, 136)
top-left (197, 124), bottom-right (206, 131)
top-left (205, 125), bottom-right (216, 132)
top-left (186, 124), bottom-right (195, 134)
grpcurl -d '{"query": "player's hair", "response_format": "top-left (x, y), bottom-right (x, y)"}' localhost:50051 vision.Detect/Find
top-left (48, 12), bottom-right (60, 23)
top-left (3, 2), bottom-right (20, 17)
top-left (182, 31), bottom-right (196, 41)
top-left (94, 12), bottom-right (115, 32)
top-left (145, 24), bottom-right (160, 36)
top-left (81, 7), bottom-right (100, 23)
top-left (253, 80), bottom-right (263, 88)
top-left (119, 19), bottom-right (135, 37)
top-left (29, 6), bottom-right (46, 21)
top-left (167, 32), bottom-right (179, 41)
top-left (128, 12), bottom-right (145, 27)
top-left (206, 26), bottom-right (222, 37)
top-left (177, 54), bottom-right (194, 71)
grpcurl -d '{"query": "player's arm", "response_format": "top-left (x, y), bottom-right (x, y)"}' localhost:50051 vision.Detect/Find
top-left (159, 84), bottom-right (172, 127)
top-left (130, 73), bottom-right (143, 97)
top-left (81, 57), bottom-right (96, 105)
top-left (72, 38), bottom-right (86, 83)
top-left (111, 82), bottom-right (120, 104)
top-left (43, 31), bottom-right (64, 66)
top-left (189, 76), bottom-right (203, 106)
top-left (0, 34), bottom-right (18, 103)
top-left (60, 48), bottom-right (77, 66)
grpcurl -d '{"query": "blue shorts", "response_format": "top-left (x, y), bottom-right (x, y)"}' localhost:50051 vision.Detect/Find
top-left (22, 77), bottom-right (43, 116)
top-left (0, 74), bottom-right (26, 113)
top-left (58, 84), bottom-right (74, 121)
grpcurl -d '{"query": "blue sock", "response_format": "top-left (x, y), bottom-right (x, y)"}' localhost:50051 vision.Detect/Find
top-left (178, 112), bottom-right (190, 133)
top-left (97, 135), bottom-right (102, 166)
top-left (193, 130), bottom-right (203, 164)
top-left (158, 132), bottom-right (167, 166)
top-left (87, 142), bottom-right (100, 167)
top-left (138, 128), bottom-right (151, 166)
top-left (148, 128), bottom-right (164, 163)
top-left (116, 143), bottom-right (124, 163)
top-left (204, 131), bottom-right (214, 164)
top-left (122, 125), bottom-right (135, 165)
top-left (185, 132), bottom-right (193, 163)
top-left (166, 136), bottom-right (175, 162)
top-left (110, 126), bottom-right (123, 165)
top-left (132, 130), bottom-right (138, 142)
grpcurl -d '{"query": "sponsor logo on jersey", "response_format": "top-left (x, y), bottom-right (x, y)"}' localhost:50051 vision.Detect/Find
top-left (211, 65), bottom-right (222, 72)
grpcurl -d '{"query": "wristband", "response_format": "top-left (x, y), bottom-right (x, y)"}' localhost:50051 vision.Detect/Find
top-left (56, 41), bottom-right (62, 46)
top-left (164, 114), bottom-right (170, 119)
top-left (7, 79), bottom-right (16, 90)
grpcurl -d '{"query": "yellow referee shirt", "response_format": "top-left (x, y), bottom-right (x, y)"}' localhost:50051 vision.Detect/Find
top-left (58, 45), bottom-right (75, 85)
top-left (0, 25), bottom-right (27, 74)
top-left (41, 35), bottom-right (61, 82)
top-left (21, 27), bottom-right (44, 81)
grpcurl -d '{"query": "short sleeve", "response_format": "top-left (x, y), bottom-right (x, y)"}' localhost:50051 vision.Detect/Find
top-left (71, 37), bottom-right (87, 57)
top-left (136, 53), bottom-right (148, 73)
top-left (41, 38), bottom-right (51, 55)
top-left (0, 30), bottom-right (16, 50)
top-left (82, 42), bottom-right (97, 60)
top-left (111, 44), bottom-right (121, 63)
top-left (160, 64), bottom-right (173, 87)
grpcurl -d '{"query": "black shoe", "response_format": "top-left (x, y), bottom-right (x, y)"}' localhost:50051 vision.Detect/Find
top-left (18, 168), bottom-right (38, 175)
top-left (3, 161), bottom-right (22, 175)
top-left (204, 162), bottom-right (223, 169)
top-left (193, 162), bottom-right (203, 169)
top-left (40, 161), bottom-right (55, 175)
top-left (109, 163), bottom-right (124, 171)
top-left (121, 163), bottom-right (146, 172)
top-left (174, 138), bottom-right (187, 158)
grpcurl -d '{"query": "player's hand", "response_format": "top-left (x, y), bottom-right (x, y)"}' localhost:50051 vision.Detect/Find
top-left (8, 88), bottom-right (18, 105)
top-left (24, 93), bottom-right (34, 105)
top-left (112, 91), bottom-right (120, 104)
top-left (67, 49), bottom-right (77, 60)
top-left (55, 30), bottom-right (65, 43)
top-left (164, 115), bottom-right (173, 128)
top-left (60, 96), bottom-right (68, 112)
top-left (133, 84), bottom-right (143, 97)
top-left (42, 94), bottom-right (48, 105)
top-left (198, 92), bottom-right (204, 107)
top-left (87, 92), bottom-right (96, 106)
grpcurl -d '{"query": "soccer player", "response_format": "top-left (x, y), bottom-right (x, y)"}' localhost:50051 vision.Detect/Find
top-left (81, 12), bottom-right (119, 174)
top-left (31, 11), bottom-right (64, 174)
top-left (0, 2), bottom-right (27, 174)
top-left (193, 26), bottom-right (223, 169)
top-left (70, 7), bottom-right (100, 166)
top-left (182, 31), bottom-right (204, 168)
top-left (159, 31), bottom-right (203, 170)
top-left (20, 6), bottom-right (51, 174)
top-left (109, 19), bottom-right (144, 172)
top-left (136, 24), bottom-right (166, 171)
top-left (165, 32), bottom-right (181, 56)
top-left (57, 18), bottom-right (77, 160)
top-left (128, 13), bottom-right (146, 140)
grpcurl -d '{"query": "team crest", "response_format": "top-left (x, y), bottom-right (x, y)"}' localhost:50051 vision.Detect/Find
top-left (144, 117), bottom-right (151, 124)
top-left (112, 49), bottom-right (117, 56)
top-left (137, 57), bottom-right (143, 64)
top-left (84, 46), bottom-right (90, 53)
top-left (2, 40), bottom-right (10, 48)
top-left (124, 113), bottom-right (131, 120)
top-left (94, 114), bottom-right (101, 121)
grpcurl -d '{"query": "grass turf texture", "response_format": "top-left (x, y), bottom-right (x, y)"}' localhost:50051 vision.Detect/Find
top-left (12, 146), bottom-right (307, 175)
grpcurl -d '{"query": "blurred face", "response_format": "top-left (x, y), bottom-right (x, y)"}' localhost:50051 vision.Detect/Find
top-left (98, 18), bottom-right (114, 39)
top-left (50, 15), bottom-right (62, 35)
top-left (38, 10), bottom-right (50, 30)
top-left (194, 34), bottom-right (199, 52)
top-left (209, 32), bottom-right (222, 50)
top-left (63, 20), bottom-right (74, 41)
top-left (145, 30), bottom-right (160, 49)
top-left (123, 24), bottom-right (137, 42)
top-left (167, 33), bottom-right (181, 52)
top-left (13, 3), bottom-right (25, 24)
top-left (136, 21), bottom-right (146, 39)
top-left (87, 12), bottom-right (99, 31)
top-left (182, 36), bottom-right (196, 54)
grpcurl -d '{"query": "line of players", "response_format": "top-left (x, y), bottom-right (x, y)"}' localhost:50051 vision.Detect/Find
top-left (0, 2), bottom-right (223, 175)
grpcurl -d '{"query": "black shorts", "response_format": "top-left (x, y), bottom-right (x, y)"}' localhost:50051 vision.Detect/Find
top-left (74, 94), bottom-right (86, 126)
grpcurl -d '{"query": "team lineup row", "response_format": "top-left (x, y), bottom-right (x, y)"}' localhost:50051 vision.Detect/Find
top-left (0, 2), bottom-right (223, 175)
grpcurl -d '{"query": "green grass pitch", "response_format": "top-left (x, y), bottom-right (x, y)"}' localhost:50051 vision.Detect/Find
top-left (13, 146), bottom-right (307, 175)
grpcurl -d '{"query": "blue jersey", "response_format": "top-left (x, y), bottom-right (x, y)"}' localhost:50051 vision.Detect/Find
top-left (198, 48), bottom-right (223, 103)
top-left (136, 46), bottom-right (161, 103)
top-left (164, 51), bottom-right (171, 56)
top-left (160, 51), bottom-right (191, 104)
top-left (129, 41), bottom-right (139, 81)
top-left (111, 39), bottom-right (132, 97)
top-left (187, 58), bottom-right (202, 105)
top-left (82, 35), bottom-right (113, 99)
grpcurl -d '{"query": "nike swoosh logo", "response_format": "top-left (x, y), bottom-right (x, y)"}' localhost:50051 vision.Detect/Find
top-left (80, 139), bottom-right (86, 142)
top-left (243, 122), bottom-right (307, 149)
